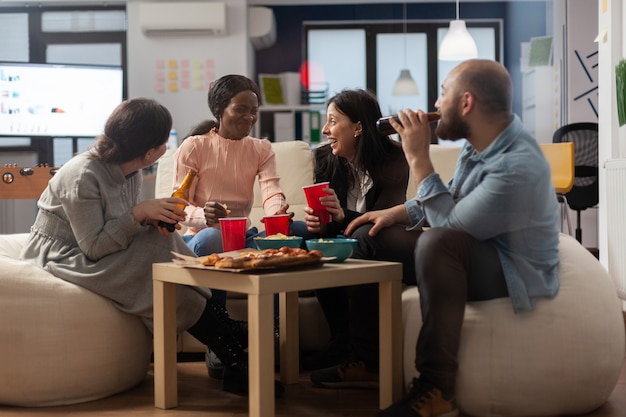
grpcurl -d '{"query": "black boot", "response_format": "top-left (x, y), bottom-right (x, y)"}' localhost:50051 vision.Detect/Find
top-left (202, 297), bottom-right (247, 381)
top-left (187, 299), bottom-right (248, 362)
top-left (187, 299), bottom-right (284, 397)
top-left (204, 298), bottom-right (249, 348)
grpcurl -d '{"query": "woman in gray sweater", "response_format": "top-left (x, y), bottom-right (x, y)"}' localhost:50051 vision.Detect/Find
top-left (19, 97), bottom-right (260, 396)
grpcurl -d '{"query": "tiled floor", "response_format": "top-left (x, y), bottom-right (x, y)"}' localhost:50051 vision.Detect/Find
top-left (1, 352), bottom-right (625, 417)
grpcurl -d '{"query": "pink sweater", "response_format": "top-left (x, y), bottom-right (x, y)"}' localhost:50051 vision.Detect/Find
top-left (172, 130), bottom-right (285, 235)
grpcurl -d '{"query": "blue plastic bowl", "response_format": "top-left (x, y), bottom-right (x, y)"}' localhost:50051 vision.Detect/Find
top-left (305, 238), bottom-right (358, 263)
top-left (254, 236), bottom-right (303, 250)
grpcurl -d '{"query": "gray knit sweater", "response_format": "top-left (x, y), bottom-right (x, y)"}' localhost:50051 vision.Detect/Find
top-left (19, 151), bottom-right (209, 333)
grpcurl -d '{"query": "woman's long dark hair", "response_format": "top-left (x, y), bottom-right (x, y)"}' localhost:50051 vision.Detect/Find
top-left (320, 89), bottom-right (402, 188)
top-left (93, 98), bottom-right (172, 163)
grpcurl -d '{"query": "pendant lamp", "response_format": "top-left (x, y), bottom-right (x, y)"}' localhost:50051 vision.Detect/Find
top-left (438, 0), bottom-right (478, 61)
top-left (392, 3), bottom-right (418, 96)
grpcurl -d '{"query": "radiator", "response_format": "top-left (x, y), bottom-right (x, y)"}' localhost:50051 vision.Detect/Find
top-left (606, 158), bottom-right (626, 300)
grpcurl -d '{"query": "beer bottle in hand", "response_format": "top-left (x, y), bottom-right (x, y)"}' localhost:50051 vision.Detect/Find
top-left (158, 170), bottom-right (197, 232)
top-left (376, 111), bottom-right (441, 136)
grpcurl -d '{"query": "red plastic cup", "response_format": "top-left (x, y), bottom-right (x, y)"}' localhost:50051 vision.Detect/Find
top-left (263, 214), bottom-right (291, 236)
top-left (219, 217), bottom-right (247, 252)
top-left (303, 182), bottom-right (332, 224)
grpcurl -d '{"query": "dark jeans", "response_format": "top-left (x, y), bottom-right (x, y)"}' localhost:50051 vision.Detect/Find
top-left (314, 223), bottom-right (421, 370)
top-left (414, 227), bottom-right (508, 397)
top-left (316, 224), bottom-right (508, 394)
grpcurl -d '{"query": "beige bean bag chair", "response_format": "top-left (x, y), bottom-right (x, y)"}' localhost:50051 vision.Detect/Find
top-left (402, 233), bottom-right (625, 416)
top-left (0, 233), bottom-right (152, 407)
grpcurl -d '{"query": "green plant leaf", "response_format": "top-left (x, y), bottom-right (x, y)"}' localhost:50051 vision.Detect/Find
top-left (616, 59), bottom-right (626, 127)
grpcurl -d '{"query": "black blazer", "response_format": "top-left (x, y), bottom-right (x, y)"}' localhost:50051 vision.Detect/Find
top-left (313, 143), bottom-right (409, 237)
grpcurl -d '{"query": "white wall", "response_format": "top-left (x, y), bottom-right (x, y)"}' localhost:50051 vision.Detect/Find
top-left (597, 0), bottom-right (623, 270)
top-left (597, 0), bottom-right (626, 311)
top-left (126, 0), bottom-right (253, 139)
top-left (549, 0), bottom-right (600, 250)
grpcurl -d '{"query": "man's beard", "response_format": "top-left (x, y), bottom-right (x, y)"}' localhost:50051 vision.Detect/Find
top-left (435, 105), bottom-right (469, 141)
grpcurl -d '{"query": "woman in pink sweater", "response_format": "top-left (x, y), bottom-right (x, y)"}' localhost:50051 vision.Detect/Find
top-left (170, 75), bottom-right (305, 378)
top-left (172, 75), bottom-right (289, 247)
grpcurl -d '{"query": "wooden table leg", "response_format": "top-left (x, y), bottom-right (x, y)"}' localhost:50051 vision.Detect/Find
top-left (279, 291), bottom-right (300, 384)
top-left (378, 279), bottom-right (403, 409)
top-left (153, 279), bottom-right (178, 409)
top-left (248, 293), bottom-right (275, 417)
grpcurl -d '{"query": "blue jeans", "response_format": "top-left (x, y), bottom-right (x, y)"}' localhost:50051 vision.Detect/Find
top-left (183, 226), bottom-right (262, 257)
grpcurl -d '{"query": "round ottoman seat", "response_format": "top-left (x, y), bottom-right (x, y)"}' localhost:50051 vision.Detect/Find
top-left (402, 233), bottom-right (625, 417)
top-left (0, 234), bottom-right (152, 407)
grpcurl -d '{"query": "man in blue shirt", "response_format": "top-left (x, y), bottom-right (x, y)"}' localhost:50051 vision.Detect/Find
top-left (315, 59), bottom-right (560, 416)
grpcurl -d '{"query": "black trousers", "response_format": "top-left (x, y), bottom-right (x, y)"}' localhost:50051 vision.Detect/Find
top-left (315, 223), bottom-right (421, 370)
top-left (414, 228), bottom-right (508, 397)
top-left (316, 224), bottom-right (508, 396)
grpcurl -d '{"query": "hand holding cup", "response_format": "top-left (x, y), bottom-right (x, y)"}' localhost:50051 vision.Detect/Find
top-left (303, 182), bottom-right (332, 224)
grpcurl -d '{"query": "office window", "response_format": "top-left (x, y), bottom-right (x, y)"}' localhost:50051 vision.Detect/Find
top-left (307, 29), bottom-right (366, 98)
top-left (0, 14), bottom-right (29, 62)
top-left (41, 10), bottom-right (126, 32)
top-left (377, 32), bottom-right (428, 118)
top-left (0, 5), bottom-right (127, 167)
top-left (305, 20), bottom-right (501, 127)
top-left (47, 43), bottom-right (122, 66)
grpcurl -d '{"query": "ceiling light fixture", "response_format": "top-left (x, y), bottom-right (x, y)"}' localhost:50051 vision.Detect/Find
top-left (392, 3), bottom-right (418, 96)
top-left (438, 0), bottom-right (478, 61)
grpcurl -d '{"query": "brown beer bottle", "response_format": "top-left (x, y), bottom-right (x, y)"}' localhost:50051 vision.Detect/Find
top-left (158, 170), bottom-right (197, 232)
top-left (376, 111), bottom-right (441, 136)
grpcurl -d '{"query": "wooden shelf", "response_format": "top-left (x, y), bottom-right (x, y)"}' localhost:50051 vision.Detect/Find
top-left (254, 105), bottom-right (326, 142)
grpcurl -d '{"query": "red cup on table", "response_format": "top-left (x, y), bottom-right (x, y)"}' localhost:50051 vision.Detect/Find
top-left (219, 217), bottom-right (248, 252)
top-left (303, 182), bottom-right (332, 224)
top-left (263, 214), bottom-right (291, 236)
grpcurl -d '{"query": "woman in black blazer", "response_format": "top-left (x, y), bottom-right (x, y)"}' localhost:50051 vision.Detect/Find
top-left (301, 89), bottom-right (421, 382)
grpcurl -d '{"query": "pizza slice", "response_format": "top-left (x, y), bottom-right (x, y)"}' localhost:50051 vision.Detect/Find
top-left (212, 247), bottom-right (323, 270)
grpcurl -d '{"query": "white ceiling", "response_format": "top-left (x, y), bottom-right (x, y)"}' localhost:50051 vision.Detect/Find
top-left (0, 0), bottom-right (549, 4)
top-left (0, 0), bottom-right (547, 8)
top-left (248, 0), bottom-right (546, 4)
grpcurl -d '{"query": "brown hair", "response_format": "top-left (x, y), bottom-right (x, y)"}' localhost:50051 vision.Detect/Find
top-left (93, 98), bottom-right (172, 163)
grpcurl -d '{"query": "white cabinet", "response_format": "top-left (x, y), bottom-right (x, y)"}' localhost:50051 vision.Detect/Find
top-left (521, 66), bottom-right (558, 144)
top-left (254, 105), bottom-right (325, 143)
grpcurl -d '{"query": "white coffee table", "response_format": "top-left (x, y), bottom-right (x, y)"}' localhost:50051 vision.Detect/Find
top-left (153, 258), bottom-right (403, 417)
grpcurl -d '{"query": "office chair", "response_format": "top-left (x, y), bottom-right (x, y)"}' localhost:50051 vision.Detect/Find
top-left (552, 122), bottom-right (599, 243)
top-left (539, 142), bottom-right (575, 235)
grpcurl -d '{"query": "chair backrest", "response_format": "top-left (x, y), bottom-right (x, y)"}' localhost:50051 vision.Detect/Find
top-left (552, 122), bottom-right (599, 209)
top-left (539, 142), bottom-right (575, 194)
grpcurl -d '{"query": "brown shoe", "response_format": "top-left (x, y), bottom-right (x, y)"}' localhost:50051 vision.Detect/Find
top-left (310, 360), bottom-right (379, 388)
top-left (377, 378), bottom-right (458, 417)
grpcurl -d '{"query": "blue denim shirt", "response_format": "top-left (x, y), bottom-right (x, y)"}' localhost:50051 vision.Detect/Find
top-left (405, 115), bottom-right (559, 313)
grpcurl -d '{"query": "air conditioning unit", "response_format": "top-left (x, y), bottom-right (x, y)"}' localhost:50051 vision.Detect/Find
top-left (248, 7), bottom-right (276, 50)
top-left (139, 1), bottom-right (226, 36)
